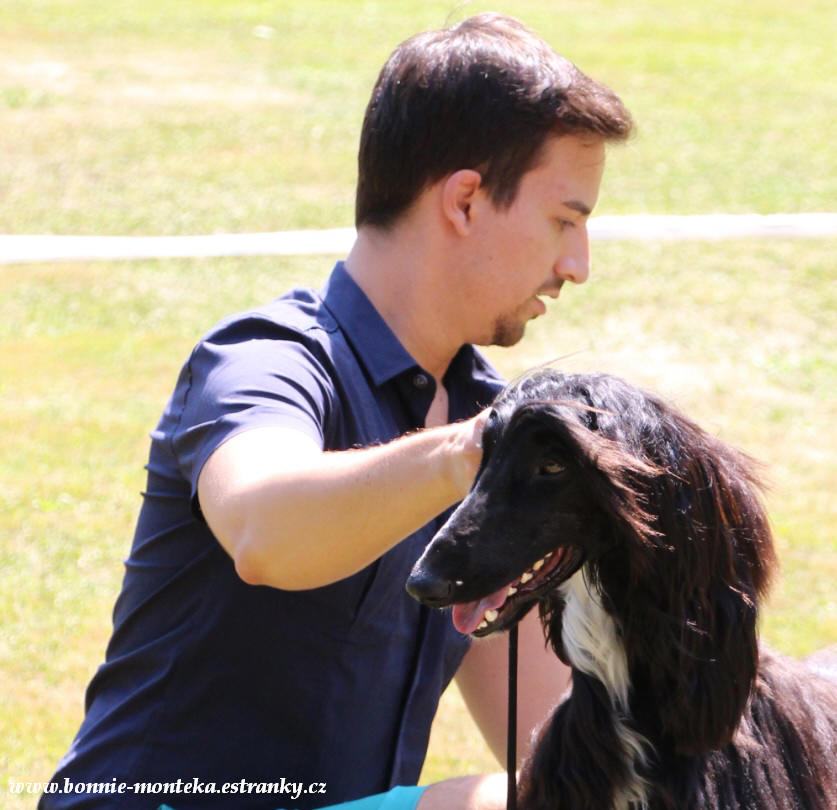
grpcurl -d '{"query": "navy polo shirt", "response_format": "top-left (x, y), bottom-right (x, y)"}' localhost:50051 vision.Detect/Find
top-left (42, 262), bottom-right (503, 810)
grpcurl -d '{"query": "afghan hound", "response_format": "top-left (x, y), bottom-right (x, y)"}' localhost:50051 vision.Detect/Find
top-left (407, 370), bottom-right (837, 810)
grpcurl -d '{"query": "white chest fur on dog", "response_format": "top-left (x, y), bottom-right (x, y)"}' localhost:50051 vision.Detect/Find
top-left (559, 568), bottom-right (651, 810)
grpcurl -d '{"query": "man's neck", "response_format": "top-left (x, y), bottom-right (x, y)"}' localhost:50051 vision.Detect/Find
top-left (344, 224), bottom-right (463, 383)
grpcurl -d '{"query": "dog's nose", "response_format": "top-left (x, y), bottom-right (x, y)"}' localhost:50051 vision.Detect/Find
top-left (405, 569), bottom-right (456, 607)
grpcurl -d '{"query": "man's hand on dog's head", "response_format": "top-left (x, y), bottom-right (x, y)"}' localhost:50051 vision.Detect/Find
top-left (444, 407), bottom-right (492, 497)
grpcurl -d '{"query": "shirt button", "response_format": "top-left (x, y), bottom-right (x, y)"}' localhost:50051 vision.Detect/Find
top-left (412, 373), bottom-right (430, 389)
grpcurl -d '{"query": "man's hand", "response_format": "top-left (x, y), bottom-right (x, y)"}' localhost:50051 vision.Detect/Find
top-left (448, 406), bottom-right (491, 494)
top-left (418, 774), bottom-right (508, 810)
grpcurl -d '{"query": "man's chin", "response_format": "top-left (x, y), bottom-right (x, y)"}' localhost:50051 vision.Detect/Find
top-left (488, 318), bottom-right (527, 348)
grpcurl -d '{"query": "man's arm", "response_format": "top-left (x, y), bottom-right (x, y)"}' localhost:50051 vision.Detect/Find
top-left (417, 774), bottom-right (507, 810)
top-left (197, 415), bottom-right (485, 590)
top-left (455, 609), bottom-right (572, 766)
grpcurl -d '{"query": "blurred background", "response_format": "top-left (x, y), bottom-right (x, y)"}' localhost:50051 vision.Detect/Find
top-left (1, 0), bottom-right (835, 795)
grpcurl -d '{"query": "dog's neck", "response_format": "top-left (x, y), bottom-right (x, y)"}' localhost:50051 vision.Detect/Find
top-left (558, 569), bottom-right (631, 710)
top-left (557, 568), bottom-right (652, 809)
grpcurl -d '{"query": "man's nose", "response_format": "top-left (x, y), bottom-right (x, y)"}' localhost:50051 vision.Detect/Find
top-left (554, 225), bottom-right (591, 284)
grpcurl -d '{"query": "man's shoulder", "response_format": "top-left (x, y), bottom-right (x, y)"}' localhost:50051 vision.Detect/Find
top-left (202, 286), bottom-right (339, 346)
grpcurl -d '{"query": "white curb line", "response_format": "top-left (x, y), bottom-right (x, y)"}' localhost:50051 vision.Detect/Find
top-left (2, 214), bottom-right (835, 265)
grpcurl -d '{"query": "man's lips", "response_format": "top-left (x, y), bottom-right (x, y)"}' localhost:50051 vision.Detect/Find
top-left (531, 282), bottom-right (563, 317)
top-left (537, 281), bottom-right (563, 300)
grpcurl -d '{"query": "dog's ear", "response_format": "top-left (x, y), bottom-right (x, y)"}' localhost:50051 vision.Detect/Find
top-left (623, 414), bottom-right (777, 754)
top-left (541, 398), bottom-right (778, 753)
top-left (523, 398), bottom-right (778, 753)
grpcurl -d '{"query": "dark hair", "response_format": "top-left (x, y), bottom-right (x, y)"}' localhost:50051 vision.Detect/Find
top-left (355, 13), bottom-right (633, 229)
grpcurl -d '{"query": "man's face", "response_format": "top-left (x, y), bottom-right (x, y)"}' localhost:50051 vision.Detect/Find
top-left (462, 135), bottom-right (606, 348)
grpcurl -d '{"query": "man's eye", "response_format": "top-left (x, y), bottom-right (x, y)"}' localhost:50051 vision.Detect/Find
top-left (537, 460), bottom-right (565, 476)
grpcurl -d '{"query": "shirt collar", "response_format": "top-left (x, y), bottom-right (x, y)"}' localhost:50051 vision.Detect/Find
top-left (320, 261), bottom-right (504, 405)
top-left (321, 261), bottom-right (419, 386)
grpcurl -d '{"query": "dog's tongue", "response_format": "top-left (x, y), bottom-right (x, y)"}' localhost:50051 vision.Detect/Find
top-left (452, 585), bottom-right (510, 635)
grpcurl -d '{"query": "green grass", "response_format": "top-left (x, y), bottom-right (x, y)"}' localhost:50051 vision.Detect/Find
top-left (1, 0), bottom-right (835, 235)
top-left (1, 0), bottom-right (836, 798)
top-left (2, 242), bottom-right (835, 789)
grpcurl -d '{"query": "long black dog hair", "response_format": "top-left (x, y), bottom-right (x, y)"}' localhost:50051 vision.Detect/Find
top-left (408, 370), bottom-right (837, 810)
top-left (510, 373), bottom-right (837, 810)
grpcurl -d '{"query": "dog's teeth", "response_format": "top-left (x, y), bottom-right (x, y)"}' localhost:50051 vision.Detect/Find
top-left (520, 572), bottom-right (534, 584)
top-left (455, 580), bottom-right (464, 586)
top-left (507, 586), bottom-right (518, 596)
top-left (484, 609), bottom-right (499, 622)
top-left (532, 558), bottom-right (545, 571)
top-left (544, 551), bottom-right (553, 558)
top-left (477, 620), bottom-right (488, 630)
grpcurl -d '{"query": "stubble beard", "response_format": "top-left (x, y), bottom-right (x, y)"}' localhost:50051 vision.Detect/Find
top-left (490, 313), bottom-right (528, 348)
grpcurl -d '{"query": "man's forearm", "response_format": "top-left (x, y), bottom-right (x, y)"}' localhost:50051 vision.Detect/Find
top-left (417, 774), bottom-right (508, 810)
top-left (198, 416), bottom-right (484, 590)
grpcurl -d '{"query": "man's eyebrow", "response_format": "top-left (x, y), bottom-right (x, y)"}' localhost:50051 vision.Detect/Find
top-left (563, 200), bottom-right (592, 217)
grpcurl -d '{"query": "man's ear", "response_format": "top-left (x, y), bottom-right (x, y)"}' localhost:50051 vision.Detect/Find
top-left (441, 169), bottom-right (483, 236)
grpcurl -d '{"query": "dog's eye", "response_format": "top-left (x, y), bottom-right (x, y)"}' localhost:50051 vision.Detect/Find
top-left (537, 459), bottom-right (565, 476)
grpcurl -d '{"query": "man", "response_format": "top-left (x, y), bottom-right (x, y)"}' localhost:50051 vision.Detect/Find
top-left (41, 13), bottom-right (632, 810)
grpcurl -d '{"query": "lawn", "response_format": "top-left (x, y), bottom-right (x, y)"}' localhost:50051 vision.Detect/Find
top-left (1, 0), bottom-right (835, 799)
top-left (2, 0), bottom-right (835, 235)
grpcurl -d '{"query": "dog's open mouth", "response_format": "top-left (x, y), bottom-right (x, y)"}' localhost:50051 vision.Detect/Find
top-left (452, 545), bottom-right (584, 636)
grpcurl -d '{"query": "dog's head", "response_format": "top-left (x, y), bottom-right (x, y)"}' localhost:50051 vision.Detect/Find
top-left (408, 370), bottom-right (777, 752)
top-left (407, 371), bottom-right (663, 637)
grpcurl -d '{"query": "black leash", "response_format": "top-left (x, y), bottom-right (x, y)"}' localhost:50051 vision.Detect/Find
top-left (506, 623), bottom-right (518, 810)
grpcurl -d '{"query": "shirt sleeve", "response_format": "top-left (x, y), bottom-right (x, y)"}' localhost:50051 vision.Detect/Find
top-left (168, 313), bottom-right (337, 502)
